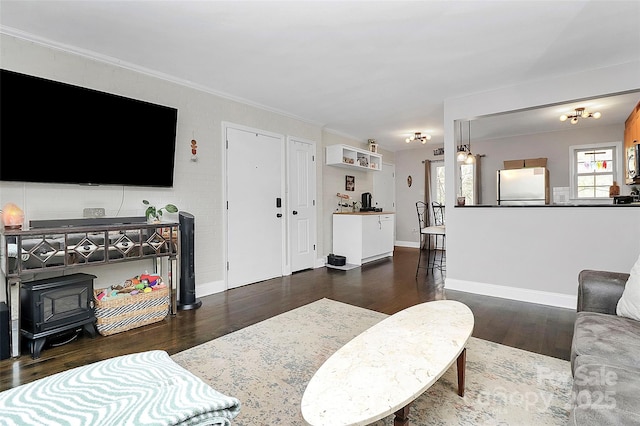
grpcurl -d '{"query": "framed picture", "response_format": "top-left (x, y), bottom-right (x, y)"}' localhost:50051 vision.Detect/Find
top-left (345, 175), bottom-right (355, 191)
top-left (369, 143), bottom-right (379, 153)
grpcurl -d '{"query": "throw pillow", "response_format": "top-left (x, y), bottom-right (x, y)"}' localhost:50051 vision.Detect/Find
top-left (617, 253), bottom-right (640, 320)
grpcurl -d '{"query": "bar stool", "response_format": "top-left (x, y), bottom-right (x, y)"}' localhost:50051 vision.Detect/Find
top-left (416, 201), bottom-right (446, 276)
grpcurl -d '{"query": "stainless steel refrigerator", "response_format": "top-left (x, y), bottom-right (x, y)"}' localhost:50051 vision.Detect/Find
top-left (497, 167), bottom-right (550, 205)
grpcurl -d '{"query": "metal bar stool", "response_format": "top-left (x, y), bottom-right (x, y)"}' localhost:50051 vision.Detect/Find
top-left (416, 201), bottom-right (446, 276)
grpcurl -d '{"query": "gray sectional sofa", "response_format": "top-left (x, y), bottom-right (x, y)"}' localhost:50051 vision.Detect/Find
top-left (569, 269), bottom-right (640, 425)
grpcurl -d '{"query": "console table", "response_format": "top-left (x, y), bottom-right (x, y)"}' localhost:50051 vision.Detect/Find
top-left (1, 217), bottom-right (179, 358)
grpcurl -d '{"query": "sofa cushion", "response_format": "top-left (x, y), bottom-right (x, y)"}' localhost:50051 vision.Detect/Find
top-left (617, 252), bottom-right (640, 321)
top-left (572, 311), bottom-right (640, 371)
top-left (569, 355), bottom-right (640, 426)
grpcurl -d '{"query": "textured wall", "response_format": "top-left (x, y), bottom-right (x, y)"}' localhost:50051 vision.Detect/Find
top-left (0, 34), bottom-right (322, 298)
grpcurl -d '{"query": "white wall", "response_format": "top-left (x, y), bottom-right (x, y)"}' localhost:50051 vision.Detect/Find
top-left (0, 34), bottom-right (324, 300)
top-left (443, 62), bottom-right (640, 308)
top-left (0, 34), bottom-right (399, 303)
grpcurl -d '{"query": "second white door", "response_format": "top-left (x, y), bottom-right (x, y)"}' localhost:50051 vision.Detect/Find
top-left (288, 138), bottom-right (316, 272)
top-left (373, 162), bottom-right (396, 211)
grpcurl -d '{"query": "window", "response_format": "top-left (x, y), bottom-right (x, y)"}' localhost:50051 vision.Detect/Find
top-left (459, 163), bottom-right (475, 204)
top-left (431, 162), bottom-right (445, 204)
top-left (570, 142), bottom-right (622, 199)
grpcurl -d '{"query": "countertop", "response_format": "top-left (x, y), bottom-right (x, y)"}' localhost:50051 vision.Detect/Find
top-left (333, 211), bottom-right (395, 215)
top-left (456, 203), bottom-right (640, 208)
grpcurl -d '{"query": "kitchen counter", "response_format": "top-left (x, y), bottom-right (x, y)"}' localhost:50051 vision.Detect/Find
top-left (456, 203), bottom-right (640, 208)
top-left (334, 211), bottom-right (395, 215)
top-left (332, 213), bottom-right (395, 266)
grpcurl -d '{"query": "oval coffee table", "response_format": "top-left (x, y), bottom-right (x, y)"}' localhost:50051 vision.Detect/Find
top-left (301, 300), bottom-right (474, 426)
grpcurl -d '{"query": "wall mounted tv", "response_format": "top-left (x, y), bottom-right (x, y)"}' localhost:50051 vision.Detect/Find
top-left (0, 69), bottom-right (178, 187)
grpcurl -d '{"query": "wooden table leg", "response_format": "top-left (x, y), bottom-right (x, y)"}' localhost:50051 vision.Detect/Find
top-left (457, 347), bottom-right (466, 397)
top-left (394, 404), bottom-right (410, 426)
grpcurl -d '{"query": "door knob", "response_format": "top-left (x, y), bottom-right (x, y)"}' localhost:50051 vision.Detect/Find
top-left (276, 213), bottom-right (282, 218)
top-left (292, 211), bottom-right (298, 215)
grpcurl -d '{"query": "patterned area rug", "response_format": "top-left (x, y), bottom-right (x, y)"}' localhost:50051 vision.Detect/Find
top-left (172, 298), bottom-right (572, 425)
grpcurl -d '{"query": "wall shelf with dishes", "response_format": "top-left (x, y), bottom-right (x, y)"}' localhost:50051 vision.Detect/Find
top-left (326, 144), bottom-right (382, 171)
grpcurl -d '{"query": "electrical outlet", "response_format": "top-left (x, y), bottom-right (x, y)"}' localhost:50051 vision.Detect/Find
top-left (83, 208), bottom-right (105, 218)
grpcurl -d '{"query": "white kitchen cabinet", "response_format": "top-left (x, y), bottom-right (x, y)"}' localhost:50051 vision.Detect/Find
top-left (332, 213), bottom-right (394, 266)
top-left (326, 144), bottom-right (382, 171)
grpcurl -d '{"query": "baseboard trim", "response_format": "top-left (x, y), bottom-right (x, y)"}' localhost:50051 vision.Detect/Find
top-left (195, 258), bottom-right (338, 297)
top-left (194, 273), bottom-right (577, 310)
top-left (446, 278), bottom-right (577, 310)
top-left (197, 280), bottom-right (226, 298)
top-left (395, 240), bottom-right (419, 248)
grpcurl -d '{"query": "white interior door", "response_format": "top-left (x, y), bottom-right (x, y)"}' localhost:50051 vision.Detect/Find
top-left (373, 162), bottom-right (395, 211)
top-left (288, 138), bottom-right (316, 272)
top-left (226, 126), bottom-right (284, 288)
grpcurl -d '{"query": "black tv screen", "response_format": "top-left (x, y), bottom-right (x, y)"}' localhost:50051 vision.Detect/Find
top-left (0, 69), bottom-right (178, 187)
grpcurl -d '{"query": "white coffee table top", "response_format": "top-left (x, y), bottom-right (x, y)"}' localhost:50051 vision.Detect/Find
top-left (301, 300), bottom-right (474, 426)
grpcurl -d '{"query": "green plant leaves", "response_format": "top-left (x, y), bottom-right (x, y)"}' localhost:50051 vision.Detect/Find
top-left (142, 200), bottom-right (178, 219)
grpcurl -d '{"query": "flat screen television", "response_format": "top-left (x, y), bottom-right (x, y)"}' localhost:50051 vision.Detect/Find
top-left (0, 69), bottom-right (178, 187)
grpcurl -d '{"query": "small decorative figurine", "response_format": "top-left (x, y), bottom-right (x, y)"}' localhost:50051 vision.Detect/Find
top-left (191, 139), bottom-right (198, 162)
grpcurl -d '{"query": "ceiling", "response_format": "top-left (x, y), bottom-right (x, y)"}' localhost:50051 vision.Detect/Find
top-left (469, 91), bottom-right (640, 142)
top-left (1, 1), bottom-right (639, 151)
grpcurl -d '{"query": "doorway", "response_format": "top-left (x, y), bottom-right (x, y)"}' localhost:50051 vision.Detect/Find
top-left (373, 162), bottom-right (396, 211)
top-left (431, 161), bottom-right (445, 204)
top-left (287, 137), bottom-right (317, 272)
top-left (225, 124), bottom-right (285, 289)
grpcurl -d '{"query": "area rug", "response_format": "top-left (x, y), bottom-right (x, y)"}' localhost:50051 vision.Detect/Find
top-left (171, 298), bottom-right (573, 425)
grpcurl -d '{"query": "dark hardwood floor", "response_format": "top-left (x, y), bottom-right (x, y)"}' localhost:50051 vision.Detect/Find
top-left (0, 246), bottom-right (576, 392)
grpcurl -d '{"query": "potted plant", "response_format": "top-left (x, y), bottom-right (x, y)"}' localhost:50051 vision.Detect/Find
top-left (143, 200), bottom-right (178, 223)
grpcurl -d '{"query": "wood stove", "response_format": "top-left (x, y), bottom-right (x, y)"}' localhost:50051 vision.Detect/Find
top-left (20, 273), bottom-right (97, 358)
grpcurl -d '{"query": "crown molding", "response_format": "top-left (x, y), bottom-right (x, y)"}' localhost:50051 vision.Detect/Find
top-left (0, 27), bottom-right (325, 128)
top-left (322, 127), bottom-right (366, 143)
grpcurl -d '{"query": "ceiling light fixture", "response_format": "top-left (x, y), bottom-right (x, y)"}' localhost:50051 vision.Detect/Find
top-left (559, 107), bottom-right (601, 124)
top-left (405, 132), bottom-right (432, 144)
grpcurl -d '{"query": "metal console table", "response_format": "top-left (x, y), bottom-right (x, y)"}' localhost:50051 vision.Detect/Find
top-left (1, 217), bottom-right (179, 358)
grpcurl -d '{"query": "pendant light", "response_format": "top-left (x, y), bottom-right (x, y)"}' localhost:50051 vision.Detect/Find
top-left (456, 121), bottom-right (468, 162)
top-left (464, 120), bottom-right (475, 164)
top-left (456, 120), bottom-right (475, 163)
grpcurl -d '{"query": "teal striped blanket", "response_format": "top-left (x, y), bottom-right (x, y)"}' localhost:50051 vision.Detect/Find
top-left (0, 350), bottom-right (241, 425)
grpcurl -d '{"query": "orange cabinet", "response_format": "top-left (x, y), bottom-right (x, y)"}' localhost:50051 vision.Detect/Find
top-left (624, 101), bottom-right (640, 184)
